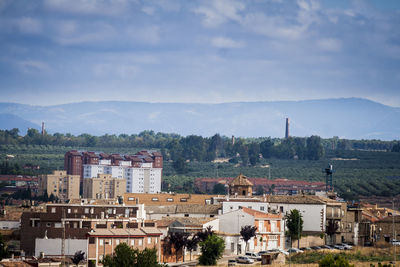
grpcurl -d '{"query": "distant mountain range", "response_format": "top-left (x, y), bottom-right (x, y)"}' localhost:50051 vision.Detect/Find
top-left (0, 98), bottom-right (399, 140)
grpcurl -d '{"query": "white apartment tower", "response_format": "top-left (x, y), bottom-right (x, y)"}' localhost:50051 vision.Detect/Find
top-left (78, 150), bottom-right (163, 194)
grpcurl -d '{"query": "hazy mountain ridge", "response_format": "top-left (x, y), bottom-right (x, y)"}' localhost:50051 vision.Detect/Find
top-left (0, 98), bottom-right (399, 140)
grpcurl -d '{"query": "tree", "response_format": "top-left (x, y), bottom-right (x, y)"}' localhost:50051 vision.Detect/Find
top-left (102, 243), bottom-right (162, 267)
top-left (239, 145), bottom-right (249, 166)
top-left (186, 235), bottom-right (199, 261)
top-left (392, 142), bottom-right (400, 152)
top-left (326, 219), bottom-right (339, 245)
top-left (102, 243), bottom-right (136, 267)
top-left (319, 254), bottom-right (354, 267)
top-left (306, 135), bottom-right (324, 160)
top-left (173, 157), bottom-right (187, 174)
top-left (248, 142), bottom-right (260, 166)
top-left (71, 250), bottom-right (85, 266)
top-left (168, 232), bottom-right (189, 262)
top-left (0, 233), bottom-right (8, 261)
top-left (256, 185), bottom-right (265, 196)
top-left (198, 234), bottom-right (225, 266)
top-left (260, 139), bottom-right (274, 158)
top-left (196, 225), bottom-right (214, 242)
top-left (213, 183), bottom-right (226, 194)
top-left (286, 209), bottom-right (303, 248)
top-left (240, 225), bottom-right (257, 252)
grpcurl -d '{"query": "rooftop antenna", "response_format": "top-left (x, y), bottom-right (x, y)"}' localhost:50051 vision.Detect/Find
top-left (324, 164), bottom-right (334, 192)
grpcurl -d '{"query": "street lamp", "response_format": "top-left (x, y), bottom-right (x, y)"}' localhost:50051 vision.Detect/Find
top-left (298, 210), bottom-right (305, 248)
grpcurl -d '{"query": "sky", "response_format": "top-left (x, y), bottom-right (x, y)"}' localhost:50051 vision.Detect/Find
top-left (0, 0), bottom-right (400, 107)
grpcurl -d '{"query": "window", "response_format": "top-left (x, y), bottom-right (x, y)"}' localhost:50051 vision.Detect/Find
top-left (138, 239), bottom-right (143, 246)
top-left (131, 240), bottom-right (135, 246)
top-left (84, 208), bottom-right (89, 214)
top-left (116, 239), bottom-right (120, 245)
top-left (148, 237), bottom-right (152, 244)
top-left (180, 198), bottom-right (188, 202)
top-left (67, 209), bottom-right (71, 214)
top-left (280, 206), bottom-right (284, 213)
top-left (260, 206), bottom-right (265, 211)
top-left (167, 198), bottom-right (174, 202)
top-left (184, 214), bottom-right (189, 217)
top-left (46, 222), bottom-right (51, 227)
top-left (152, 198), bottom-right (159, 201)
top-left (51, 207), bottom-right (56, 213)
top-left (155, 238), bottom-right (158, 244)
top-left (100, 239), bottom-right (104, 246)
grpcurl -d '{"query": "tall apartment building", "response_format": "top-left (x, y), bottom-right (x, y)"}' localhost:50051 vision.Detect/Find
top-left (83, 174), bottom-right (127, 199)
top-left (38, 170), bottom-right (80, 201)
top-left (64, 150), bottom-right (163, 194)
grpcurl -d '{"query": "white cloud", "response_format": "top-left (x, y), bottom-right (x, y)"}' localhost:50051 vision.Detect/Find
top-left (53, 22), bottom-right (117, 46)
top-left (15, 17), bottom-right (42, 34)
top-left (43, 0), bottom-right (128, 16)
top-left (142, 6), bottom-right (155, 15)
top-left (93, 63), bottom-right (138, 78)
top-left (18, 60), bottom-right (51, 73)
top-left (317, 38), bottom-right (342, 52)
top-left (211, 37), bottom-right (244, 48)
top-left (242, 12), bottom-right (304, 40)
top-left (125, 26), bottom-right (160, 45)
top-left (194, 0), bottom-right (245, 27)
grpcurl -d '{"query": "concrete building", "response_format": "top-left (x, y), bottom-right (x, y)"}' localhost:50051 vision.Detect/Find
top-left (218, 209), bottom-right (255, 255)
top-left (65, 150), bottom-right (163, 194)
top-left (123, 193), bottom-right (218, 206)
top-left (145, 204), bottom-right (221, 220)
top-left (38, 171), bottom-right (80, 201)
top-left (83, 174), bottom-right (126, 200)
top-left (241, 207), bottom-right (284, 252)
top-left (20, 203), bottom-right (161, 266)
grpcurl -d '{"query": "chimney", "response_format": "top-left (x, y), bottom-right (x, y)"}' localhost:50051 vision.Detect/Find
top-left (41, 122), bottom-right (45, 136)
top-left (285, 118), bottom-right (289, 138)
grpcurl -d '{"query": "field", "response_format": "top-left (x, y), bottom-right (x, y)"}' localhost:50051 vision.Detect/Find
top-left (2, 144), bottom-right (400, 200)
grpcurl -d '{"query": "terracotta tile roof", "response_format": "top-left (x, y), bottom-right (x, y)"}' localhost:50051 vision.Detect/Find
top-left (141, 227), bottom-right (162, 235)
top-left (266, 195), bottom-right (326, 204)
top-left (175, 204), bottom-right (221, 214)
top-left (88, 228), bottom-right (147, 237)
top-left (242, 207), bottom-right (282, 219)
top-left (230, 174), bottom-right (253, 186)
top-left (157, 217), bottom-right (216, 227)
top-left (0, 261), bottom-right (32, 267)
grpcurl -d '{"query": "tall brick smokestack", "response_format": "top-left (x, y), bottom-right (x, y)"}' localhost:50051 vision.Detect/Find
top-left (285, 118), bottom-right (289, 138)
top-left (41, 122), bottom-right (45, 136)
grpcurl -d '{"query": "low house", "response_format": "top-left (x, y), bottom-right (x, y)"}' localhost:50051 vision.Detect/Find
top-left (217, 207), bottom-right (284, 254)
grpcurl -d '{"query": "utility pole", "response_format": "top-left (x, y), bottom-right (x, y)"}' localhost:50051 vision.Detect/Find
top-left (393, 198), bottom-right (396, 265)
top-left (61, 208), bottom-right (65, 267)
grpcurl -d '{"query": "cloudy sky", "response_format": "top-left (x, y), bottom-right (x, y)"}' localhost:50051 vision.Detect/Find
top-left (1, 0), bottom-right (400, 107)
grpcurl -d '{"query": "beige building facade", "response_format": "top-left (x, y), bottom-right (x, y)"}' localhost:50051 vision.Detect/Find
top-left (38, 170), bottom-right (80, 201)
top-left (83, 174), bottom-right (126, 199)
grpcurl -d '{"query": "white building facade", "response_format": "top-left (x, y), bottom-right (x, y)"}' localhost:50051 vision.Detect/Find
top-left (83, 161), bottom-right (162, 194)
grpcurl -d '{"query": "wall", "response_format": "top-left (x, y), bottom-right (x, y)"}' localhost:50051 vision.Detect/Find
top-left (35, 238), bottom-right (88, 257)
top-left (222, 201), bottom-right (268, 214)
top-left (270, 203), bottom-right (326, 232)
top-left (218, 210), bottom-right (254, 234)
